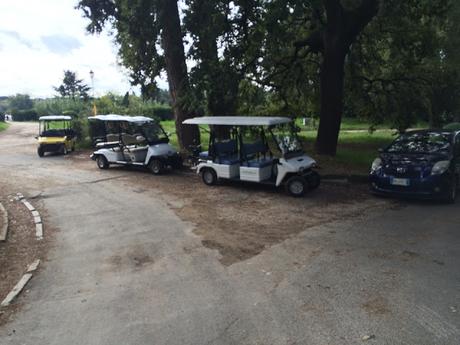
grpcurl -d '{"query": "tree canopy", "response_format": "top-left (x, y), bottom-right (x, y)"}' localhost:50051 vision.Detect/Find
top-left (77, 0), bottom-right (460, 154)
top-left (54, 70), bottom-right (90, 101)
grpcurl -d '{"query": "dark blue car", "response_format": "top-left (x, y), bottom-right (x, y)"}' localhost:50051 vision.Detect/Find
top-left (369, 130), bottom-right (460, 203)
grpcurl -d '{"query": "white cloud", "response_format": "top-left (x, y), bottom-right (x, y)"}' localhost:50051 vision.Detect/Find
top-left (0, 0), bottom-right (168, 98)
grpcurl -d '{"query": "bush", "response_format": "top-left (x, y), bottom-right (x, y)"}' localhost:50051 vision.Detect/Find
top-left (11, 109), bottom-right (38, 121)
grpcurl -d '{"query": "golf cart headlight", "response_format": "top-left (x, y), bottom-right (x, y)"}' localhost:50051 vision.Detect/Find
top-left (431, 160), bottom-right (450, 175)
top-left (371, 158), bottom-right (382, 172)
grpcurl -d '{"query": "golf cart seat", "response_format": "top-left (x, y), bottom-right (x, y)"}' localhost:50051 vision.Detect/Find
top-left (241, 158), bottom-right (273, 168)
top-left (199, 151), bottom-right (209, 159)
top-left (241, 141), bottom-right (273, 168)
top-left (214, 139), bottom-right (239, 165)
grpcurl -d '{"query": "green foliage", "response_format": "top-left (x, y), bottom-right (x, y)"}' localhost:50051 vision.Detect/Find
top-left (10, 109), bottom-right (38, 121)
top-left (0, 122), bottom-right (8, 132)
top-left (54, 70), bottom-right (90, 101)
top-left (8, 94), bottom-right (34, 112)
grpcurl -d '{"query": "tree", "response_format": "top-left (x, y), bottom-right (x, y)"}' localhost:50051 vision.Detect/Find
top-left (8, 94), bottom-right (34, 111)
top-left (54, 70), bottom-right (90, 101)
top-left (77, 0), bottom-right (200, 150)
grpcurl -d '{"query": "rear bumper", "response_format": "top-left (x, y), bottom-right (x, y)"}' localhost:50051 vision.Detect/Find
top-left (39, 143), bottom-right (63, 152)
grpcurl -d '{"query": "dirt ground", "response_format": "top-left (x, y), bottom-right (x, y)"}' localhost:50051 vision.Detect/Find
top-left (70, 151), bottom-right (398, 265)
top-left (0, 190), bottom-right (54, 326)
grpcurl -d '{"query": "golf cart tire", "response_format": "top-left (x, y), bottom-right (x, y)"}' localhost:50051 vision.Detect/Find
top-left (201, 168), bottom-right (218, 186)
top-left (96, 155), bottom-right (109, 170)
top-left (149, 159), bottom-right (163, 175)
top-left (285, 176), bottom-right (307, 197)
top-left (306, 171), bottom-right (321, 190)
top-left (37, 146), bottom-right (44, 157)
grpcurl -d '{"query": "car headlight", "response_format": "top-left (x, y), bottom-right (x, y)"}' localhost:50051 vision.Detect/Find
top-left (371, 157), bottom-right (382, 172)
top-left (431, 160), bottom-right (450, 175)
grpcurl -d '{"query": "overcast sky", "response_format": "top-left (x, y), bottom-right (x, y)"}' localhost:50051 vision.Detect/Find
top-left (0, 0), bottom-right (161, 98)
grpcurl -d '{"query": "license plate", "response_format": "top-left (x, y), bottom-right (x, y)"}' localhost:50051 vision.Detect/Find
top-left (391, 177), bottom-right (410, 186)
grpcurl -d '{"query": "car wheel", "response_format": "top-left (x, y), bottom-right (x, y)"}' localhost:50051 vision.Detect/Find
top-left (149, 159), bottom-right (163, 175)
top-left (201, 168), bottom-right (218, 186)
top-left (306, 171), bottom-right (320, 190)
top-left (37, 146), bottom-right (44, 157)
top-left (445, 177), bottom-right (457, 204)
top-left (96, 155), bottom-right (109, 170)
top-left (285, 176), bottom-right (307, 197)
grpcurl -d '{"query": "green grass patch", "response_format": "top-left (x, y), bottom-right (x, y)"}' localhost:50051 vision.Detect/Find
top-left (0, 122), bottom-right (9, 132)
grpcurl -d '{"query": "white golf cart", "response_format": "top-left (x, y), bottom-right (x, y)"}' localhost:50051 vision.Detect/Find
top-left (183, 116), bottom-right (320, 196)
top-left (89, 114), bottom-right (182, 174)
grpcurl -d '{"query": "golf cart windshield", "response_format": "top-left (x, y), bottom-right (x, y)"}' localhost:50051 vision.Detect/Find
top-left (136, 121), bottom-right (169, 145)
top-left (39, 120), bottom-right (73, 137)
top-left (270, 123), bottom-right (303, 158)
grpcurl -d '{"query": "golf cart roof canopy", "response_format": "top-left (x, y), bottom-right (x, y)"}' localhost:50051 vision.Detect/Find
top-left (89, 114), bottom-right (154, 123)
top-left (183, 116), bottom-right (292, 126)
top-left (39, 115), bottom-right (72, 121)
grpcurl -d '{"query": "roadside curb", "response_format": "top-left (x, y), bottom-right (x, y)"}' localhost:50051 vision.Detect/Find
top-left (17, 193), bottom-right (43, 240)
top-left (0, 201), bottom-right (8, 241)
top-left (0, 260), bottom-right (40, 307)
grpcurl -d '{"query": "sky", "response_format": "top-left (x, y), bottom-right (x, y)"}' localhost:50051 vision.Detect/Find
top-left (0, 0), bottom-right (162, 98)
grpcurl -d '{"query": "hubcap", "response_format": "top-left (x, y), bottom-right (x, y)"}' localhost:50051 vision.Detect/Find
top-left (204, 171), bottom-right (213, 184)
top-left (152, 163), bottom-right (160, 173)
top-left (290, 181), bottom-right (304, 195)
top-left (98, 157), bottom-right (104, 168)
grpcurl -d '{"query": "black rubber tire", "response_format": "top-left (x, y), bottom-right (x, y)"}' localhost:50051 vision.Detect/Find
top-left (285, 176), bottom-right (307, 197)
top-left (149, 159), bottom-right (163, 175)
top-left (306, 171), bottom-right (321, 190)
top-left (96, 155), bottom-right (109, 170)
top-left (201, 168), bottom-right (218, 186)
top-left (37, 146), bottom-right (44, 157)
top-left (444, 177), bottom-right (457, 204)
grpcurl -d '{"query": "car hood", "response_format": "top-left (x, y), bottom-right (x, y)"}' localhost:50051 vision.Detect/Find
top-left (381, 152), bottom-right (450, 167)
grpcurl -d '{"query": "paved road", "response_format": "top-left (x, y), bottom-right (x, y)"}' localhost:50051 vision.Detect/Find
top-left (0, 122), bottom-right (459, 345)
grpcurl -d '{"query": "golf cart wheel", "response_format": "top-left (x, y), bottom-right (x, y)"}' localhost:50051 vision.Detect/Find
top-left (285, 176), bottom-right (307, 197)
top-left (37, 146), bottom-right (44, 157)
top-left (444, 176), bottom-right (457, 204)
top-left (96, 155), bottom-right (109, 170)
top-left (149, 159), bottom-right (163, 175)
top-left (306, 171), bottom-right (321, 190)
top-left (201, 168), bottom-right (218, 186)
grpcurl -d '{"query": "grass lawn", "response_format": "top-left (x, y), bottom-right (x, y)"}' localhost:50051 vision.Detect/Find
top-left (161, 119), bottom-right (396, 175)
top-left (0, 122), bottom-right (9, 132)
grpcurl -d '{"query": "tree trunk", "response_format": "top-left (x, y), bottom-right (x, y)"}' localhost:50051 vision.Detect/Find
top-left (315, 42), bottom-right (347, 155)
top-left (159, 0), bottom-right (200, 150)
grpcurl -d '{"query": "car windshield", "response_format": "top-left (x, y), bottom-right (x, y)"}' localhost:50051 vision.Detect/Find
top-left (270, 123), bottom-right (303, 156)
top-left (138, 122), bottom-right (168, 144)
top-left (386, 132), bottom-right (452, 154)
